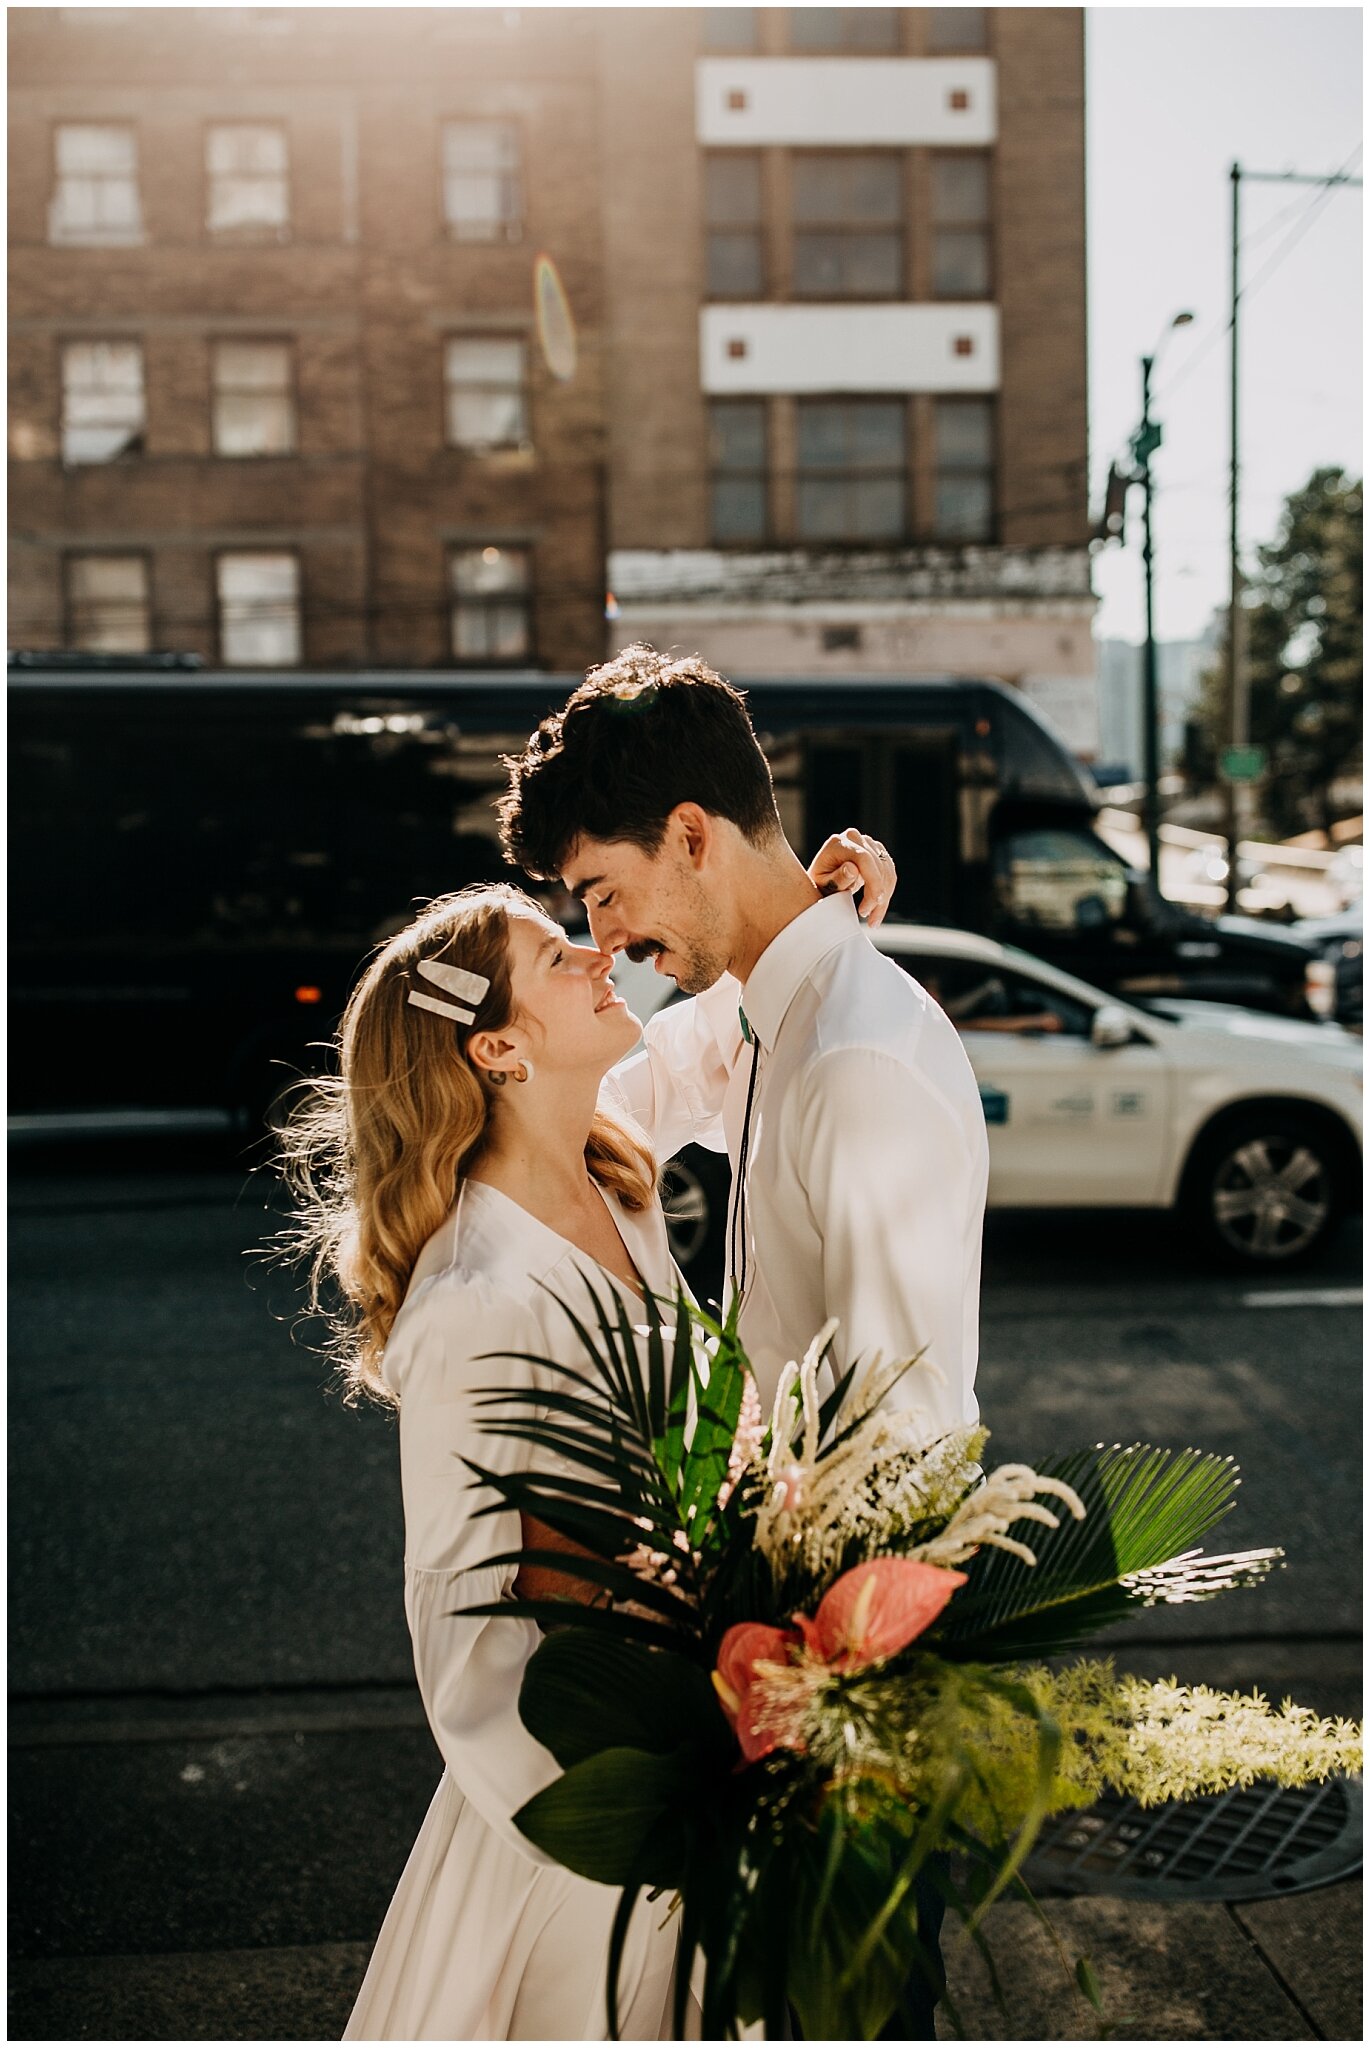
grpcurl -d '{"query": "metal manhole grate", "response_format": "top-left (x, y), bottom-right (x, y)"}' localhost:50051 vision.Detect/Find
top-left (1023, 1774), bottom-right (1362, 1902)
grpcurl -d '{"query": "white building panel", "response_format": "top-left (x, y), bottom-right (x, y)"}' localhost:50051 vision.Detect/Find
top-left (696, 57), bottom-right (996, 147)
top-left (701, 304), bottom-right (999, 394)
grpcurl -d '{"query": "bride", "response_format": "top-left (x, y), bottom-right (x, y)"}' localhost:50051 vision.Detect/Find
top-left (280, 842), bottom-right (889, 2040)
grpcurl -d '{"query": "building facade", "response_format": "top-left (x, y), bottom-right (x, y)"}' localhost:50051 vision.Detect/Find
top-left (9, 6), bottom-right (1095, 747)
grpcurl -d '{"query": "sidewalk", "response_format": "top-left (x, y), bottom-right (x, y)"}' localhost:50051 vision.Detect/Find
top-left (8, 1886), bottom-right (1362, 2040)
top-left (9, 1642), bottom-right (1362, 2044)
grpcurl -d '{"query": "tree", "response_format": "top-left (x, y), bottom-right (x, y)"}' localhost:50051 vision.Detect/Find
top-left (1195, 467), bottom-right (1362, 838)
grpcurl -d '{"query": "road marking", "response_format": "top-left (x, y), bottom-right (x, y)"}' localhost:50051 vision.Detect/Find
top-left (1241, 1288), bottom-right (1362, 1309)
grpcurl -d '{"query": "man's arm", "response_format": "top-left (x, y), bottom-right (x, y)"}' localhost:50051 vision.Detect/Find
top-left (795, 1045), bottom-right (986, 1440)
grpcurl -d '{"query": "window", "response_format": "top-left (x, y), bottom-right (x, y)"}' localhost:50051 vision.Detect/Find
top-left (927, 8), bottom-right (988, 53)
top-left (65, 554), bottom-right (150, 653)
top-left (932, 153), bottom-right (991, 297)
top-left (217, 552), bottom-right (301, 666)
top-left (444, 337), bottom-right (529, 449)
top-left (710, 400), bottom-right (767, 543)
top-left (49, 124), bottom-right (141, 245)
top-left (934, 397), bottom-right (994, 540)
top-left (450, 546), bottom-right (531, 661)
top-left (706, 153), bottom-right (764, 298)
top-left (61, 340), bottom-right (145, 463)
top-left (205, 124), bottom-right (290, 239)
top-left (796, 399), bottom-right (905, 541)
top-left (993, 829), bottom-right (1130, 936)
top-left (905, 953), bottom-right (1092, 1038)
top-left (212, 341), bottom-right (295, 456)
top-left (791, 153), bottom-right (903, 296)
top-left (703, 7), bottom-right (759, 49)
top-left (442, 121), bottom-right (523, 242)
top-left (789, 9), bottom-right (899, 51)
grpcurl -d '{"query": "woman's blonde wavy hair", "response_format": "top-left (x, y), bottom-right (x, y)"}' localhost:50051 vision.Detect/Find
top-left (276, 883), bottom-right (657, 1405)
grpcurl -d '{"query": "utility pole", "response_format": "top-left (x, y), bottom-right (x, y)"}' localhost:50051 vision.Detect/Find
top-left (1225, 161), bottom-right (1241, 911)
top-left (1132, 313), bottom-right (1192, 889)
top-left (1223, 160), bottom-right (1362, 911)
top-left (1139, 352), bottom-right (1162, 884)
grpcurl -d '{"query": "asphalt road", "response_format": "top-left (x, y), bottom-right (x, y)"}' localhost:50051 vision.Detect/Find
top-left (8, 1149), bottom-right (1363, 2036)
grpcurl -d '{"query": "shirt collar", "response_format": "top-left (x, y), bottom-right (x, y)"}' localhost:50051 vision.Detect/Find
top-left (741, 891), bottom-right (860, 1052)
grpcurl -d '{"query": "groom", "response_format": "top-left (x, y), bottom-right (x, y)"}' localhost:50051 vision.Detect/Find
top-left (499, 644), bottom-right (989, 2039)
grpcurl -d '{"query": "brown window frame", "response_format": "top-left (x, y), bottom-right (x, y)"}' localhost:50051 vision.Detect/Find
top-left (789, 149), bottom-right (906, 300)
top-left (709, 398), bottom-right (770, 547)
top-left (214, 547), bottom-right (304, 668)
top-left (932, 396), bottom-right (997, 544)
top-left (794, 396), bottom-right (909, 545)
top-left (63, 549), bottom-right (153, 653)
top-left (210, 336), bottom-right (298, 459)
top-left (448, 543), bottom-right (536, 666)
top-left (439, 117), bottom-right (526, 244)
top-left (929, 150), bottom-right (994, 301)
top-left (704, 150), bottom-right (767, 300)
top-left (203, 120), bottom-right (292, 244)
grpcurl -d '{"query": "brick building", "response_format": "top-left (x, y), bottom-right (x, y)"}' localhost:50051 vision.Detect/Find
top-left (8, 6), bottom-right (1095, 748)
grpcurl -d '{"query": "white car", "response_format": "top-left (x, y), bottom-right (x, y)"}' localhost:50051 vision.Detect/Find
top-left (873, 924), bottom-right (1362, 1267)
top-left (612, 927), bottom-right (1363, 1272)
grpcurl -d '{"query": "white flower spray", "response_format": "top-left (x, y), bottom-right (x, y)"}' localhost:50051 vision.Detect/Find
top-left (750, 1324), bottom-right (1085, 1587)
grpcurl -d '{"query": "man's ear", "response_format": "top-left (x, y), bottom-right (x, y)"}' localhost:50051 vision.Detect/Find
top-left (670, 802), bottom-right (714, 870)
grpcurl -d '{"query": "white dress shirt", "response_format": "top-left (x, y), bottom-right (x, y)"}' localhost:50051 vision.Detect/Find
top-left (605, 892), bottom-right (989, 1437)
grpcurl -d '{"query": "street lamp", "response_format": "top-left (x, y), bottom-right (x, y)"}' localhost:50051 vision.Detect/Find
top-left (1134, 310), bottom-right (1194, 891)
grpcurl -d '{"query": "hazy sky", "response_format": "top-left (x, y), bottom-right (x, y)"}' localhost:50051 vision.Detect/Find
top-left (1086, 5), bottom-right (1363, 646)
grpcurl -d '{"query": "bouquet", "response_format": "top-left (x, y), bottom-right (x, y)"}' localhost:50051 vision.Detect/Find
top-left (456, 1285), bottom-right (1361, 2039)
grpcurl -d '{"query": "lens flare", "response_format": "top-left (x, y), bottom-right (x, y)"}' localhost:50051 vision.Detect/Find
top-left (535, 253), bottom-right (577, 382)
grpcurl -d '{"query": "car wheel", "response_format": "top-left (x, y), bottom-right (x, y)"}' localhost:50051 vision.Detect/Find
top-left (1182, 1109), bottom-right (1342, 1267)
top-left (661, 1145), bottom-right (730, 1299)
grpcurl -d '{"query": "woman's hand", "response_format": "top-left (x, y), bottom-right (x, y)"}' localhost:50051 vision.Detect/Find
top-left (809, 829), bottom-right (898, 929)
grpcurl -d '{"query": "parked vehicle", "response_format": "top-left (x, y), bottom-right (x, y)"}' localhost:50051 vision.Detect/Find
top-left (1290, 905), bottom-right (1363, 1031)
top-left (876, 925), bottom-right (1361, 1268)
top-left (613, 929), bottom-right (1362, 1278)
top-left (9, 660), bottom-right (1331, 1146)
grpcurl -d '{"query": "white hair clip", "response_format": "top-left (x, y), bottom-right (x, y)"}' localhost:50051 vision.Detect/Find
top-left (406, 957), bottom-right (490, 1027)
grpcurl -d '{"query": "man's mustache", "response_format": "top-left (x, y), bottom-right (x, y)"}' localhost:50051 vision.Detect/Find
top-left (623, 939), bottom-right (665, 964)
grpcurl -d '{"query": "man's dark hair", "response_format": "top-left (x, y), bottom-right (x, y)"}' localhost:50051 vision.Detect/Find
top-left (498, 644), bottom-right (782, 879)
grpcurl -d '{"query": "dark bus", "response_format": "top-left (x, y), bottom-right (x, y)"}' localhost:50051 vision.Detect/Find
top-left (10, 659), bottom-right (1324, 1141)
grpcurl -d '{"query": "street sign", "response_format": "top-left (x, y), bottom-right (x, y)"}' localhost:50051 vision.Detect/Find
top-left (1221, 744), bottom-right (1267, 783)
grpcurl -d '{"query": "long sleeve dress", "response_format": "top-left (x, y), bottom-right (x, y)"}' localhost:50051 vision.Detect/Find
top-left (343, 1177), bottom-right (684, 2042)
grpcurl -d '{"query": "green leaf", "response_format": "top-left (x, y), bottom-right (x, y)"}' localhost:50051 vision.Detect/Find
top-left (1076, 1954), bottom-right (1105, 2012)
top-left (513, 1743), bottom-right (694, 1888)
top-left (935, 1443), bottom-right (1271, 1661)
top-left (470, 1548), bottom-right (695, 1623)
top-left (518, 1627), bottom-right (728, 1770)
top-left (452, 1594), bottom-right (686, 1655)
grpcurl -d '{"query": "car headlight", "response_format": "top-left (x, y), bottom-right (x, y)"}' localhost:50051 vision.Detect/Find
top-left (1304, 959), bottom-right (1337, 1017)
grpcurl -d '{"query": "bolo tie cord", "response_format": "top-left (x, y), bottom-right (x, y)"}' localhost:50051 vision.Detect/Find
top-left (729, 1026), bottom-right (761, 1313)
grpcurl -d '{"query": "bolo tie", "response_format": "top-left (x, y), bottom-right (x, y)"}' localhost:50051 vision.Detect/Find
top-left (728, 1006), bottom-right (762, 1313)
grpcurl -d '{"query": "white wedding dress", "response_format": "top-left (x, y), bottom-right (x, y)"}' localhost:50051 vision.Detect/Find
top-left (343, 1177), bottom-right (685, 2042)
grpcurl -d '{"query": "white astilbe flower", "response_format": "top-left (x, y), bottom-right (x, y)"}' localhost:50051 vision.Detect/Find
top-left (910, 1462), bottom-right (1087, 1569)
top-left (752, 1328), bottom-right (987, 1584)
top-left (1110, 1677), bottom-right (1362, 1806)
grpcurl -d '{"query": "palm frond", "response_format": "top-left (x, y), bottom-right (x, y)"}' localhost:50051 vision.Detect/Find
top-left (459, 1457), bottom-right (665, 1571)
top-left (451, 1591), bottom-right (688, 1654)
top-left (935, 1443), bottom-right (1262, 1661)
top-left (467, 1546), bottom-right (698, 1623)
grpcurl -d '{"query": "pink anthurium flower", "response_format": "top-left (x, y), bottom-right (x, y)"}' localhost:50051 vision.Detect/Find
top-left (712, 1560), bottom-right (967, 1762)
top-left (795, 1557), bottom-right (967, 1673)
top-left (711, 1621), bottom-right (803, 1761)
